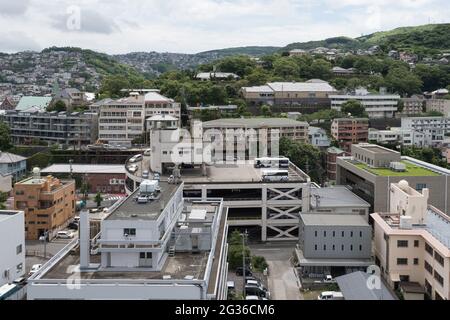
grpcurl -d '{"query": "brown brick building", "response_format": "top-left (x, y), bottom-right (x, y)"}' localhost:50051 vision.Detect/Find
top-left (331, 118), bottom-right (369, 153)
top-left (326, 147), bottom-right (347, 181)
top-left (14, 174), bottom-right (76, 240)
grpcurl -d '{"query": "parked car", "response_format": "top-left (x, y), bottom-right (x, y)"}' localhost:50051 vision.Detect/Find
top-left (227, 281), bottom-right (235, 291)
top-left (142, 170), bottom-right (150, 179)
top-left (129, 154), bottom-right (143, 163)
top-left (127, 165), bottom-right (138, 173)
top-left (68, 222), bottom-right (79, 230)
top-left (144, 149), bottom-right (151, 156)
top-left (324, 275), bottom-right (336, 283)
top-left (235, 267), bottom-right (253, 276)
top-left (246, 279), bottom-right (268, 292)
top-left (245, 285), bottom-right (269, 299)
top-left (73, 216), bottom-right (80, 223)
top-left (56, 231), bottom-right (74, 239)
top-left (245, 295), bottom-right (269, 301)
top-left (28, 264), bottom-right (42, 276)
top-left (318, 291), bottom-right (344, 300)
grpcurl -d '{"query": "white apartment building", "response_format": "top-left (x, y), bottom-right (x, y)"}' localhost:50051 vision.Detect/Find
top-left (426, 99), bottom-right (450, 117)
top-left (98, 91), bottom-right (181, 144)
top-left (330, 88), bottom-right (401, 118)
top-left (27, 183), bottom-right (229, 300)
top-left (308, 126), bottom-right (331, 148)
top-left (401, 117), bottom-right (450, 146)
top-left (369, 127), bottom-right (430, 147)
top-left (372, 181), bottom-right (450, 300)
top-left (0, 211), bottom-right (25, 286)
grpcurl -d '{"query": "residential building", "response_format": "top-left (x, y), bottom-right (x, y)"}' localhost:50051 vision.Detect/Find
top-left (1, 110), bottom-right (98, 146)
top-left (41, 164), bottom-right (126, 194)
top-left (15, 96), bottom-right (52, 112)
top-left (330, 88), bottom-right (401, 118)
top-left (0, 211), bottom-right (25, 286)
top-left (195, 72), bottom-right (239, 81)
top-left (53, 88), bottom-right (87, 108)
top-left (308, 126), bottom-right (331, 148)
top-left (372, 181), bottom-right (450, 300)
top-left (401, 95), bottom-right (425, 116)
top-left (125, 119), bottom-right (312, 242)
top-left (27, 184), bottom-right (229, 300)
top-left (14, 171), bottom-right (76, 240)
top-left (336, 143), bottom-right (450, 214)
top-left (310, 186), bottom-right (370, 220)
top-left (331, 67), bottom-right (356, 76)
top-left (98, 91), bottom-right (180, 144)
top-left (241, 79), bottom-right (337, 107)
top-left (289, 49), bottom-right (307, 57)
top-left (426, 99), bottom-right (450, 117)
top-left (0, 173), bottom-right (12, 193)
top-left (0, 151), bottom-right (27, 181)
top-left (331, 118), bottom-right (369, 152)
top-left (401, 117), bottom-right (450, 147)
top-left (368, 127), bottom-right (429, 147)
top-left (296, 213), bottom-right (373, 278)
top-left (326, 147), bottom-right (346, 181)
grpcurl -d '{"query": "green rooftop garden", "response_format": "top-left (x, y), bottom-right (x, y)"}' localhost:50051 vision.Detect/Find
top-left (353, 161), bottom-right (441, 177)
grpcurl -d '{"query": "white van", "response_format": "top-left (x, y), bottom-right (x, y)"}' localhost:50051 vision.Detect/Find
top-left (57, 231), bottom-right (74, 239)
top-left (318, 291), bottom-right (344, 300)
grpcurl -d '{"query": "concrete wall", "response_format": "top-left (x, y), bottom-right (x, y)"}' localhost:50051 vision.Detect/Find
top-left (0, 211), bottom-right (25, 286)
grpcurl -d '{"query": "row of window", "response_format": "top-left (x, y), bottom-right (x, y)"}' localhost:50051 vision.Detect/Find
top-left (314, 230), bottom-right (363, 238)
top-left (425, 243), bottom-right (445, 267)
top-left (397, 258), bottom-right (419, 265)
top-left (314, 244), bottom-right (363, 251)
top-left (397, 240), bottom-right (420, 248)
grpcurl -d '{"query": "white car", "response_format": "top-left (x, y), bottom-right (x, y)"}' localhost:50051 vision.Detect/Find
top-left (56, 231), bottom-right (74, 239)
top-left (127, 165), bottom-right (138, 173)
top-left (28, 264), bottom-right (42, 276)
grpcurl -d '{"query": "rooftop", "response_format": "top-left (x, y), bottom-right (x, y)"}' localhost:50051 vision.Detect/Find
top-left (352, 160), bottom-right (441, 177)
top-left (300, 213), bottom-right (369, 227)
top-left (0, 210), bottom-right (22, 223)
top-left (41, 164), bottom-right (125, 175)
top-left (0, 151), bottom-right (26, 164)
top-left (311, 187), bottom-right (370, 208)
top-left (15, 96), bottom-right (52, 112)
top-left (268, 81), bottom-right (336, 92)
top-left (106, 181), bottom-right (181, 221)
top-left (336, 271), bottom-right (397, 300)
top-left (202, 117), bottom-right (309, 128)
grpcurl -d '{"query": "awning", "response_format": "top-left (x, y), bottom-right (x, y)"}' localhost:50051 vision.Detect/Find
top-left (390, 273), bottom-right (400, 282)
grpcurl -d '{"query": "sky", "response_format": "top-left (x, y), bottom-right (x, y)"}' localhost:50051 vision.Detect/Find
top-left (0, 0), bottom-right (449, 54)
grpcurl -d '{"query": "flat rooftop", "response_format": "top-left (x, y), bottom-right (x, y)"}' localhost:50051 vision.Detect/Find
top-left (0, 211), bottom-right (22, 222)
top-left (42, 164), bottom-right (126, 175)
top-left (300, 213), bottom-right (369, 227)
top-left (201, 118), bottom-right (308, 128)
top-left (311, 187), bottom-right (370, 208)
top-left (360, 145), bottom-right (395, 154)
top-left (106, 181), bottom-right (181, 221)
top-left (181, 163), bottom-right (308, 183)
top-left (348, 159), bottom-right (441, 177)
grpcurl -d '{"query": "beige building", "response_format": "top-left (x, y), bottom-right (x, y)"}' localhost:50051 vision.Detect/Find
top-left (14, 171), bottom-right (75, 240)
top-left (372, 180), bottom-right (450, 300)
top-left (98, 91), bottom-right (180, 144)
top-left (426, 99), bottom-right (450, 117)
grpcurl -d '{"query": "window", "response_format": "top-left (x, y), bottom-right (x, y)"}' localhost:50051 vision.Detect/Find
top-left (323, 231), bottom-right (327, 237)
top-left (332, 245), bottom-right (335, 251)
top-left (341, 244), bottom-right (344, 251)
top-left (123, 228), bottom-right (136, 236)
top-left (414, 240), bottom-right (419, 248)
top-left (360, 231), bottom-right (363, 237)
top-left (425, 243), bottom-right (434, 256)
top-left (332, 231), bottom-right (336, 237)
top-left (323, 245), bottom-right (326, 251)
top-left (350, 245), bottom-right (353, 251)
top-left (16, 244), bottom-right (22, 255)
top-left (425, 261), bottom-right (433, 274)
top-left (416, 183), bottom-right (427, 191)
top-left (16, 263), bottom-right (23, 272)
top-left (434, 252), bottom-right (444, 266)
top-left (397, 240), bottom-right (409, 248)
top-left (341, 231), bottom-right (344, 237)
top-left (314, 245), bottom-right (318, 251)
top-left (139, 252), bottom-right (152, 259)
top-left (315, 231), bottom-right (318, 237)
top-left (414, 258), bottom-right (419, 265)
top-left (359, 245), bottom-right (362, 251)
top-left (434, 271), bottom-right (444, 286)
top-left (350, 231), bottom-right (353, 237)
top-left (397, 258), bottom-right (408, 265)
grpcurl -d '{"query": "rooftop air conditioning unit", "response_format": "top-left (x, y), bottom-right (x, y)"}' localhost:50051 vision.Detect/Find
top-left (400, 216), bottom-right (413, 230)
top-left (390, 162), bottom-right (406, 172)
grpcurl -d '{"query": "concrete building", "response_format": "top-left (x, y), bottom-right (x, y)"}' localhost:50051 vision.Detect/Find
top-left (401, 117), bottom-right (450, 147)
top-left (369, 127), bottom-right (429, 147)
top-left (326, 147), bottom-right (347, 181)
top-left (27, 183), bottom-right (229, 300)
top-left (0, 151), bottom-right (27, 181)
top-left (0, 173), bottom-right (12, 193)
top-left (372, 181), bottom-right (450, 300)
top-left (289, 49), bottom-right (308, 57)
top-left (331, 67), bottom-right (356, 76)
top-left (41, 164), bottom-right (126, 194)
top-left (336, 143), bottom-right (450, 215)
top-left (401, 95), bottom-right (424, 116)
top-left (426, 99), bottom-right (450, 117)
top-left (336, 271), bottom-right (397, 300)
top-left (330, 88), bottom-right (401, 118)
top-left (331, 118), bottom-right (369, 152)
top-left (0, 211), bottom-right (25, 286)
top-left (53, 88), bottom-right (87, 108)
top-left (241, 80), bottom-right (337, 108)
top-left (14, 171), bottom-right (76, 240)
top-left (125, 119), bottom-right (312, 242)
top-left (1, 110), bottom-right (98, 146)
top-left (308, 126), bottom-right (330, 148)
top-left (296, 213), bottom-right (373, 278)
top-left (98, 91), bottom-right (180, 144)
top-left (195, 72), bottom-right (239, 81)
top-left (310, 186), bottom-right (370, 220)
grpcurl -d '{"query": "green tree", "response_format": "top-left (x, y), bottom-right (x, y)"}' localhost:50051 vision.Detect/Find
top-left (48, 100), bottom-right (67, 112)
top-left (341, 100), bottom-right (367, 117)
top-left (227, 230), bottom-right (251, 270)
top-left (385, 67), bottom-right (423, 96)
top-left (0, 121), bottom-right (12, 151)
top-left (94, 192), bottom-right (103, 207)
top-left (260, 105), bottom-right (272, 117)
top-left (0, 192), bottom-right (8, 210)
top-left (273, 57), bottom-right (299, 78)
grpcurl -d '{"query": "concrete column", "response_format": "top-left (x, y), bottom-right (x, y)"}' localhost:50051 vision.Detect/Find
top-left (80, 209), bottom-right (90, 269)
top-left (261, 185), bottom-right (267, 242)
top-left (201, 185), bottom-right (207, 201)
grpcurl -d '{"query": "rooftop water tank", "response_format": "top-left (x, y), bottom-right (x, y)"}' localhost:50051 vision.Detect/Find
top-left (400, 216), bottom-right (413, 230)
top-left (140, 180), bottom-right (159, 194)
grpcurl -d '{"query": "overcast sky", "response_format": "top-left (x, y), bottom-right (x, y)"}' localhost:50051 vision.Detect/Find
top-left (0, 0), bottom-right (449, 54)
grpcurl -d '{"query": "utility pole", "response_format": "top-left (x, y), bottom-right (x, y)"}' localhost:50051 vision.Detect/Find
top-left (242, 229), bottom-right (248, 299)
top-left (69, 159), bottom-right (73, 179)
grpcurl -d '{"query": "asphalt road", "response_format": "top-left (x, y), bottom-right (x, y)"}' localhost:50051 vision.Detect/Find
top-left (249, 242), bottom-right (303, 300)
